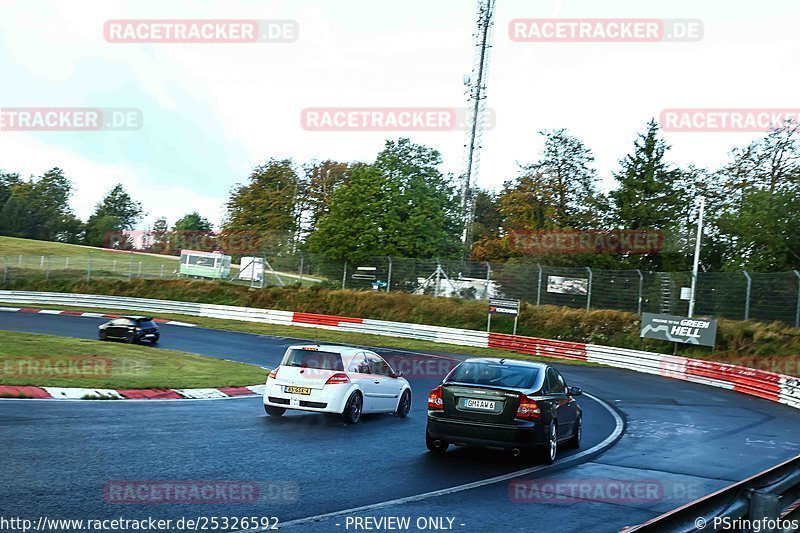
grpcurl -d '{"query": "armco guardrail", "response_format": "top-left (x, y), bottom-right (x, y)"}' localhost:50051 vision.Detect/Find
top-left (0, 290), bottom-right (797, 410)
top-left (623, 453), bottom-right (800, 532)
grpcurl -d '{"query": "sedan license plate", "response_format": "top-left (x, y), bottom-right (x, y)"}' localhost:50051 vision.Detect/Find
top-left (465, 398), bottom-right (495, 410)
top-left (285, 386), bottom-right (311, 395)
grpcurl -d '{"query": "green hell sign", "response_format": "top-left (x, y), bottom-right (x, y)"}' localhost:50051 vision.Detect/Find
top-left (640, 312), bottom-right (717, 347)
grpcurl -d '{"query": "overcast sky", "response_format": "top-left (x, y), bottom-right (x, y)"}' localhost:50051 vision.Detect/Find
top-left (1, 0), bottom-right (799, 229)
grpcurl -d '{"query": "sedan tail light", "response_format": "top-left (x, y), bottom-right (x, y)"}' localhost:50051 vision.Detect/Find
top-left (325, 373), bottom-right (350, 385)
top-left (428, 385), bottom-right (444, 410)
top-left (516, 394), bottom-right (541, 419)
top-left (268, 368), bottom-right (278, 380)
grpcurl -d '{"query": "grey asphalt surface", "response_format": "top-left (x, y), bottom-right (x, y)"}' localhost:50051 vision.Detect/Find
top-left (1, 312), bottom-right (800, 533)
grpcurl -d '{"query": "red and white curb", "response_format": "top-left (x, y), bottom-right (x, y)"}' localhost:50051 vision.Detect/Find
top-left (0, 306), bottom-right (196, 327)
top-left (0, 384), bottom-right (265, 400)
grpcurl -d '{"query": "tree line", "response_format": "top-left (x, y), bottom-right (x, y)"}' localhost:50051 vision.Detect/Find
top-left (1, 120), bottom-right (797, 272)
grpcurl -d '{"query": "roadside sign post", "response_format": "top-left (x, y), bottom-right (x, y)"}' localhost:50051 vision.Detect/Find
top-left (640, 312), bottom-right (717, 348)
top-left (487, 297), bottom-right (521, 335)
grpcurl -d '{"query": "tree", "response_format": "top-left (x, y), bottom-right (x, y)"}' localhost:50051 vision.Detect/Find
top-left (307, 139), bottom-right (461, 261)
top-left (712, 120), bottom-right (800, 271)
top-left (84, 215), bottom-right (124, 248)
top-left (173, 212), bottom-right (213, 232)
top-left (90, 183), bottom-right (143, 229)
top-left (0, 168), bottom-right (80, 241)
top-left (299, 160), bottom-right (350, 237)
top-left (146, 217), bottom-right (169, 252)
top-left (608, 120), bottom-right (683, 270)
top-left (223, 159), bottom-right (300, 252)
top-left (83, 183), bottom-right (142, 247)
top-left (518, 129), bottom-right (606, 229)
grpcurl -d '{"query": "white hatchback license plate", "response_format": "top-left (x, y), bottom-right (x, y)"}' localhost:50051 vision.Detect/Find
top-left (465, 398), bottom-right (495, 410)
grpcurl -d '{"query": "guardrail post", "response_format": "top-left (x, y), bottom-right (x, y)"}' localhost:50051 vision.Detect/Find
top-left (743, 271), bottom-right (752, 321)
top-left (636, 269), bottom-right (644, 316)
top-left (748, 490), bottom-right (781, 530)
top-left (87, 252), bottom-right (92, 281)
top-left (536, 264), bottom-right (542, 306)
top-left (342, 260), bottom-right (347, 290)
top-left (794, 270), bottom-right (800, 328)
top-left (484, 262), bottom-right (491, 300)
top-left (386, 256), bottom-right (392, 292)
top-left (586, 267), bottom-right (593, 311)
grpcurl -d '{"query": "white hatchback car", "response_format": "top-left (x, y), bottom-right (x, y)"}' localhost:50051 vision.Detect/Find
top-left (263, 345), bottom-right (412, 423)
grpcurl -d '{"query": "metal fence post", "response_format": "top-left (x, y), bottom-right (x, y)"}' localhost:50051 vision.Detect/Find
top-left (87, 252), bottom-right (92, 281)
top-left (636, 269), bottom-right (644, 316)
top-left (18, 254), bottom-right (22, 268)
top-left (586, 267), bottom-right (593, 311)
top-left (2, 257), bottom-right (7, 283)
top-left (484, 262), bottom-right (491, 300)
top-left (65, 257), bottom-right (69, 270)
top-left (794, 270), bottom-right (800, 328)
top-left (342, 260), bottom-right (347, 289)
top-left (160, 265), bottom-right (164, 278)
top-left (45, 256), bottom-right (50, 282)
top-left (129, 253), bottom-right (134, 280)
top-left (743, 271), bottom-right (752, 321)
top-left (386, 256), bottom-right (392, 292)
top-left (112, 259), bottom-right (117, 273)
top-left (536, 264), bottom-right (542, 306)
top-left (298, 254), bottom-right (304, 285)
top-left (40, 255), bottom-right (44, 269)
top-left (138, 261), bottom-right (142, 277)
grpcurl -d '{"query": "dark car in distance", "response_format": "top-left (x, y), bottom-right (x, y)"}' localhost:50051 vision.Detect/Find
top-left (425, 358), bottom-right (582, 464)
top-left (98, 316), bottom-right (160, 344)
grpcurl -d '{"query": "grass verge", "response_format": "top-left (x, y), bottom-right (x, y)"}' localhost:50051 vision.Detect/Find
top-left (0, 330), bottom-right (267, 389)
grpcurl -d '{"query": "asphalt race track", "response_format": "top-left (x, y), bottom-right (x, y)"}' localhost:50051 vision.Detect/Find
top-left (3, 313), bottom-right (800, 532)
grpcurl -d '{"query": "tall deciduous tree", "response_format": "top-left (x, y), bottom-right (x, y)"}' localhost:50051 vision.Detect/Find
top-left (300, 160), bottom-right (350, 237)
top-left (224, 159), bottom-right (300, 252)
top-left (307, 139), bottom-right (461, 261)
top-left (518, 129), bottom-right (606, 229)
top-left (0, 168), bottom-right (80, 242)
top-left (173, 212), bottom-right (213, 232)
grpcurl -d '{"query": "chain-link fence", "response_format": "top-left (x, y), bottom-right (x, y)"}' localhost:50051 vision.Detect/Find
top-left (2, 251), bottom-right (799, 326)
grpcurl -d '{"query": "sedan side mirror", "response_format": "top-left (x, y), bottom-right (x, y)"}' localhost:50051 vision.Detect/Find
top-left (390, 371), bottom-right (403, 379)
top-left (568, 386), bottom-right (582, 397)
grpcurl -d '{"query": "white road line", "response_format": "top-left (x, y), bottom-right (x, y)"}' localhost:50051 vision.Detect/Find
top-left (234, 392), bottom-right (624, 532)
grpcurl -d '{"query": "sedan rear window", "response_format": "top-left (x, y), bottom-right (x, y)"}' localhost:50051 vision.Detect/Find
top-left (136, 319), bottom-right (157, 329)
top-left (282, 349), bottom-right (344, 371)
top-left (445, 362), bottom-right (540, 389)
